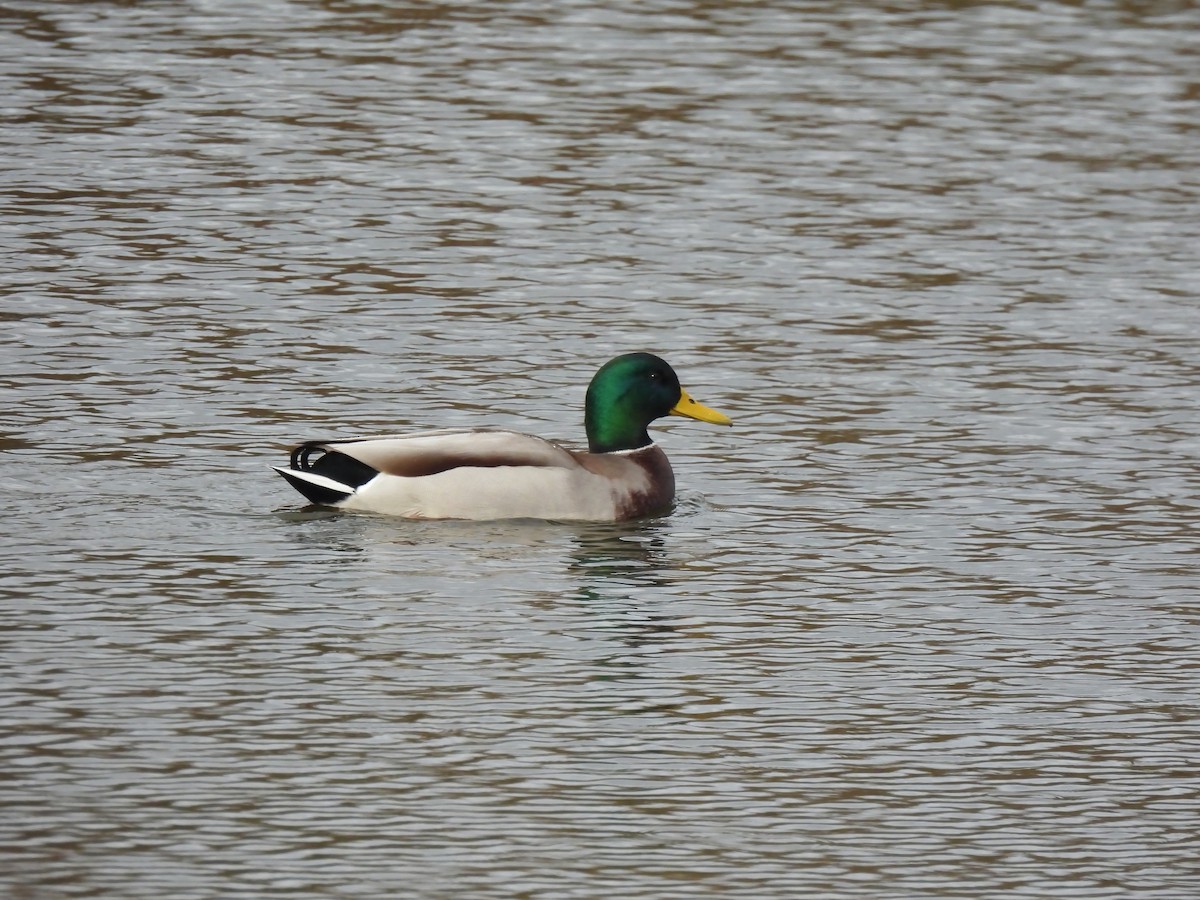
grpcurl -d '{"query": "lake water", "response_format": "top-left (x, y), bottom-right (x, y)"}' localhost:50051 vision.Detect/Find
top-left (3, 1), bottom-right (1199, 897)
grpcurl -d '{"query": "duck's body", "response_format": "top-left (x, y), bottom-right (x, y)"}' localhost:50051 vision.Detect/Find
top-left (278, 429), bottom-right (676, 520)
top-left (273, 353), bottom-right (730, 522)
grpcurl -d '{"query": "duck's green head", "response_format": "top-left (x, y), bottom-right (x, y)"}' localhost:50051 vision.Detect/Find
top-left (584, 352), bottom-right (732, 453)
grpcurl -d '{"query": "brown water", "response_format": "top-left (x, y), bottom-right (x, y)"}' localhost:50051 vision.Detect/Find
top-left (3, 1), bottom-right (1199, 897)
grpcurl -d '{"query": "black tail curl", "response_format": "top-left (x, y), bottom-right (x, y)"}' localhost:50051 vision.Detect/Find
top-left (289, 442), bottom-right (379, 491)
top-left (290, 441), bottom-right (329, 471)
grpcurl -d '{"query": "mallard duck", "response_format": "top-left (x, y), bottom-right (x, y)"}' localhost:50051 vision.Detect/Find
top-left (273, 352), bottom-right (731, 521)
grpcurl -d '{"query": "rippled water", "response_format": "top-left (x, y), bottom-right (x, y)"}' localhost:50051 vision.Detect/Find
top-left (4, 1), bottom-right (1200, 897)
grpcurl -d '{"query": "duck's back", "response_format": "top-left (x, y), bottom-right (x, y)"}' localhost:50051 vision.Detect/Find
top-left (323, 429), bottom-right (578, 476)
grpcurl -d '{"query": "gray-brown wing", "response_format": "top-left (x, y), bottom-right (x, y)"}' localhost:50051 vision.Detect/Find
top-left (303, 429), bottom-right (579, 478)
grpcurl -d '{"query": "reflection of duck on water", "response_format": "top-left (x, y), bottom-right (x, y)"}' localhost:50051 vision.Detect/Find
top-left (274, 353), bottom-right (731, 521)
top-left (568, 523), bottom-right (672, 587)
top-left (565, 523), bottom-right (686, 654)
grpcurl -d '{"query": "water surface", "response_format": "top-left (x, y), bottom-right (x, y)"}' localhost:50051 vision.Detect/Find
top-left (3, 1), bottom-right (1199, 897)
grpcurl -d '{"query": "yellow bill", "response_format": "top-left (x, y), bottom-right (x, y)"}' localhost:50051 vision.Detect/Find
top-left (669, 388), bottom-right (733, 426)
